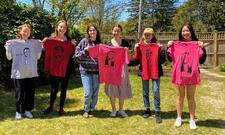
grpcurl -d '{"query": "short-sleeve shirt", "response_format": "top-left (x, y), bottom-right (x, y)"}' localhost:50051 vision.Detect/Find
top-left (167, 41), bottom-right (203, 85)
top-left (88, 44), bottom-right (130, 86)
top-left (4, 39), bottom-right (42, 79)
top-left (43, 38), bottom-right (75, 77)
top-left (134, 42), bottom-right (160, 80)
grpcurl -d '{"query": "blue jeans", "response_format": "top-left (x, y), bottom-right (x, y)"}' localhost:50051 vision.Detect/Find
top-left (142, 78), bottom-right (161, 112)
top-left (80, 73), bottom-right (99, 112)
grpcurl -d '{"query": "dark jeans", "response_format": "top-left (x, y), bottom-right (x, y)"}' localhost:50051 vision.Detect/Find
top-left (13, 78), bottom-right (35, 113)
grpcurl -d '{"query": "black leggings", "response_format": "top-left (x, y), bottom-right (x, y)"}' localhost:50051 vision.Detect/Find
top-left (49, 74), bottom-right (70, 107)
top-left (13, 78), bottom-right (35, 113)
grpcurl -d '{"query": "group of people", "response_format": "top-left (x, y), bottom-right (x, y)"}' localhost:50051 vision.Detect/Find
top-left (4, 20), bottom-right (206, 130)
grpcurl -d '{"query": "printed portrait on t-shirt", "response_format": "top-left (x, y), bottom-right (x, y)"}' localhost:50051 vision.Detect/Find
top-left (23, 47), bottom-right (30, 64)
top-left (143, 50), bottom-right (152, 60)
top-left (105, 51), bottom-right (116, 67)
top-left (180, 51), bottom-right (193, 76)
top-left (54, 46), bottom-right (64, 62)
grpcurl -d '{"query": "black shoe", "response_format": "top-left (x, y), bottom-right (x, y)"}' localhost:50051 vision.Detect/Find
top-left (155, 111), bottom-right (162, 123)
top-left (143, 109), bottom-right (151, 118)
top-left (42, 106), bottom-right (53, 116)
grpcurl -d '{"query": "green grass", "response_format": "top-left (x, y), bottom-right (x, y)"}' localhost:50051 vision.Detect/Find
top-left (0, 74), bottom-right (224, 135)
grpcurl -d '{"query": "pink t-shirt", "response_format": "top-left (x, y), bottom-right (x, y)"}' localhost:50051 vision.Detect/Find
top-left (133, 43), bottom-right (159, 80)
top-left (88, 44), bottom-right (130, 86)
top-left (167, 41), bottom-right (203, 85)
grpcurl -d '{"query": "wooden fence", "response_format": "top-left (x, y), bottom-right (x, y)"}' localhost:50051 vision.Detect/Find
top-left (123, 32), bottom-right (225, 68)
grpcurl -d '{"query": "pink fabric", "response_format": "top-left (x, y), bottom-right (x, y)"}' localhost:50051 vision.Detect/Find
top-left (167, 41), bottom-right (203, 85)
top-left (88, 44), bottom-right (130, 86)
top-left (134, 42), bottom-right (159, 80)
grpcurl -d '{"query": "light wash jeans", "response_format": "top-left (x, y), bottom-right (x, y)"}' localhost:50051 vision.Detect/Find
top-left (142, 78), bottom-right (161, 112)
top-left (80, 73), bottom-right (99, 112)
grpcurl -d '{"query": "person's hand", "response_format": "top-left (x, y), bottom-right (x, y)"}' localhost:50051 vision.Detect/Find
top-left (167, 40), bottom-right (173, 47)
top-left (198, 41), bottom-right (204, 48)
top-left (84, 46), bottom-right (90, 51)
top-left (124, 47), bottom-right (129, 51)
top-left (41, 37), bottom-right (48, 42)
top-left (5, 40), bottom-right (12, 44)
top-left (134, 43), bottom-right (139, 50)
top-left (157, 42), bottom-right (163, 48)
top-left (203, 42), bottom-right (211, 47)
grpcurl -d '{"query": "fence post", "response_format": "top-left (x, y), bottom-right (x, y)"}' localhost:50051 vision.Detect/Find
top-left (213, 31), bottom-right (218, 68)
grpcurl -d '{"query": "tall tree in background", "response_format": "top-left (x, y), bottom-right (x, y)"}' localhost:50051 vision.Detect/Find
top-left (172, 0), bottom-right (225, 31)
top-left (77, 0), bottom-right (125, 33)
top-left (127, 0), bottom-right (177, 34)
top-left (32, 0), bottom-right (46, 9)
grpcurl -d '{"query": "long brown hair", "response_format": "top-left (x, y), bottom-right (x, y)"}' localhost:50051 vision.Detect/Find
top-left (16, 24), bottom-right (33, 39)
top-left (53, 20), bottom-right (71, 40)
top-left (86, 24), bottom-right (101, 44)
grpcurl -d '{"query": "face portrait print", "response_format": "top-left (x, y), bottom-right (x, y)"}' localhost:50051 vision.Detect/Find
top-left (54, 46), bottom-right (64, 62)
top-left (23, 47), bottom-right (30, 64)
top-left (105, 51), bottom-right (116, 67)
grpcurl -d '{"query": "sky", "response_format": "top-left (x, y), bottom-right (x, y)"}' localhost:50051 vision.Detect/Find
top-left (17, 0), bottom-right (187, 21)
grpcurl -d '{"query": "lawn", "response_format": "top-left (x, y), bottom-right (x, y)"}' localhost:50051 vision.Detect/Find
top-left (0, 74), bottom-right (224, 135)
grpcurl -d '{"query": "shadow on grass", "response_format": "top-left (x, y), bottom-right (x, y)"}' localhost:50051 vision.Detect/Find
top-left (37, 76), bottom-right (83, 94)
top-left (196, 119), bottom-right (225, 129)
top-left (32, 109), bottom-right (112, 119)
top-left (0, 88), bottom-right (81, 121)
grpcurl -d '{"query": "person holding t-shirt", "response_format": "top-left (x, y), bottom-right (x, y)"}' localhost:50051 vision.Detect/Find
top-left (5, 24), bottom-right (42, 119)
top-left (75, 24), bottom-right (101, 118)
top-left (167, 23), bottom-right (206, 129)
top-left (134, 28), bottom-right (166, 123)
top-left (104, 25), bottom-right (132, 117)
top-left (42, 20), bottom-right (75, 116)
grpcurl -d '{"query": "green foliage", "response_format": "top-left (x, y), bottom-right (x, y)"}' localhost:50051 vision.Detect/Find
top-left (172, 0), bottom-right (225, 31)
top-left (219, 63), bottom-right (225, 72)
top-left (0, 2), bottom-right (55, 87)
top-left (127, 0), bottom-right (177, 33)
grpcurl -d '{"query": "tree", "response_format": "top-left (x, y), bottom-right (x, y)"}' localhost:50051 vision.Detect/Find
top-left (32, 0), bottom-right (46, 9)
top-left (172, 0), bottom-right (225, 31)
top-left (77, 0), bottom-right (125, 33)
top-left (127, 0), bottom-right (177, 34)
top-left (0, 3), bottom-right (55, 87)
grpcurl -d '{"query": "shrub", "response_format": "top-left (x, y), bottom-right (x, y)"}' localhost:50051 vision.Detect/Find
top-left (219, 63), bottom-right (225, 72)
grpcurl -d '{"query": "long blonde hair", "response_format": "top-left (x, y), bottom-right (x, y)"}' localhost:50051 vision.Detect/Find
top-left (53, 20), bottom-right (71, 40)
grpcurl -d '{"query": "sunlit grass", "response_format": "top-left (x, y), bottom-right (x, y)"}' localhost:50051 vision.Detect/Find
top-left (0, 73), bottom-right (224, 135)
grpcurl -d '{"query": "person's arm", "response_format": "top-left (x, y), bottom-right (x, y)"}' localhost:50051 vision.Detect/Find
top-left (75, 39), bottom-right (88, 58)
top-left (166, 40), bottom-right (174, 62)
top-left (159, 49), bottom-right (166, 64)
top-left (199, 47), bottom-right (207, 64)
top-left (4, 41), bottom-right (12, 60)
top-left (6, 52), bottom-right (12, 60)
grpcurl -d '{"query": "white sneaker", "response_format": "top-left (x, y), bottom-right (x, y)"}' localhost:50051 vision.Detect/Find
top-left (15, 112), bottom-right (22, 120)
top-left (118, 110), bottom-right (128, 117)
top-left (174, 117), bottom-right (182, 127)
top-left (110, 110), bottom-right (117, 117)
top-left (189, 119), bottom-right (197, 129)
top-left (25, 111), bottom-right (33, 118)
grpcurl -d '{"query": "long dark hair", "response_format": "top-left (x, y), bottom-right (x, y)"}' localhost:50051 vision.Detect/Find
top-left (179, 23), bottom-right (198, 41)
top-left (86, 24), bottom-right (101, 44)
